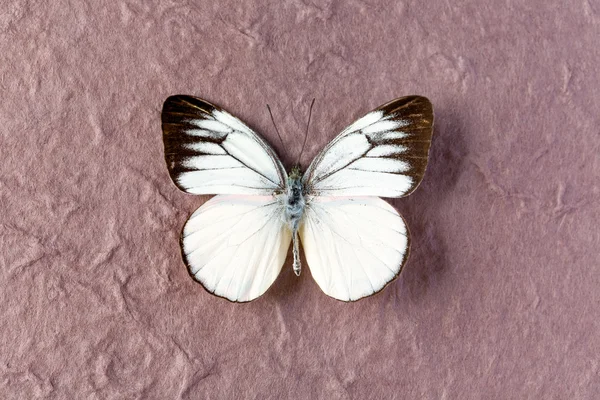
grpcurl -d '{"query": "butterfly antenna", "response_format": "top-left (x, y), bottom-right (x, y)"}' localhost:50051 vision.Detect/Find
top-left (267, 104), bottom-right (286, 152)
top-left (296, 98), bottom-right (315, 166)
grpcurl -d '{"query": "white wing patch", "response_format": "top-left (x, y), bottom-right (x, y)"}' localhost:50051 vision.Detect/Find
top-left (366, 144), bottom-right (407, 157)
top-left (361, 118), bottom-right (408, 135)
top-left (191, 118), bottom-right (232, 133)
top-left (349, 157), bottom-right (410, 173)
top-left (308, 133), bottom-right (370, 180)
top-left (343, 110), bottom-right (384, 133)
top-left (183, 141), bottom-right (227, 155)
top-left (182, 195), bottom-right (291, 302)
top-left (162, 95), bottom-right (287, 196)
top-left (299, 196), bottom-right (409, 301)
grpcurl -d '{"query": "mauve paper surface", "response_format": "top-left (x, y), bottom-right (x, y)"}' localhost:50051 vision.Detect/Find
top-left (1, 1), bottom-right (599, 398)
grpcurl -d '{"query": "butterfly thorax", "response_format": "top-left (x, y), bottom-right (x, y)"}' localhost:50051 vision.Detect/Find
top-left (285, 166), bottom-right (305, 276)
top-left (285, 167), bottom-right (305, 229)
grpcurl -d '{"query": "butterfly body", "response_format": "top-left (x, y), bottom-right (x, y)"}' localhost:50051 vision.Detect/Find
top-left (162, 95), bottom-right (433, 302)
top-left (284, 166), bottom-right (306, 276)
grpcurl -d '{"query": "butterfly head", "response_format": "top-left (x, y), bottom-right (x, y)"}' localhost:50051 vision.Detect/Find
top-left (288, 165), bottom-right (302, 181)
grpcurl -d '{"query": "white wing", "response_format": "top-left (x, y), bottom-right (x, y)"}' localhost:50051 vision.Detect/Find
top-left (302, 96), bottom-right (433, 198)
top-left (299, 196), bottom-right (409, 301)
top-left (162, 95), bottom-right (287, 195)
top-left (182, 195), bottom-right (291, 302)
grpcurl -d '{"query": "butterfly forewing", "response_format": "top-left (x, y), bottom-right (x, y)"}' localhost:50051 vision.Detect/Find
top-left (302, 96), bottom-right (433, 198)
top-left (162, 95), bottom-right (287, 195)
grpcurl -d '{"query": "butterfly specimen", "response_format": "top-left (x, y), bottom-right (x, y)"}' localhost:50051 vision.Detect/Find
top-left (162, 95), bottom-right (434, 302)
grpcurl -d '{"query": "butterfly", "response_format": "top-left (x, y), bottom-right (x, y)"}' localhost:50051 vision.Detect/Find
top-left (162, 95), bottom-right (434, 302)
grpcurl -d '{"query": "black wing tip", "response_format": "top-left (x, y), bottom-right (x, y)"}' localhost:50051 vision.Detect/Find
top-left (163, 94), bottom-right (192, 109)
top-left (398, 94), bottom-right (432, 104)
top-left (385, 94), bottom-right (430, 102)
top-left (161, 94), bottom-right (220, 133)
top-left (162, 94), bottom-right (221, 115)
top-left (164, 94), bottom-right (201, 103)
top-left (380, 95), bottom-right (433, 116)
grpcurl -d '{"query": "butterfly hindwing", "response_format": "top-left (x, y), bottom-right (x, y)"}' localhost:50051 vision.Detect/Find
top-left (302, 96), bottom-right (433, 198)
top-left (182, 195), bottom-right (292, 302)
top-left (299, 196), bottom-right (410, 301)
top-left (162, 95), bottom-right (287, 195)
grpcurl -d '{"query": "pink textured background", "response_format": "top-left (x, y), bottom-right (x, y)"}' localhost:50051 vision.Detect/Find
top-left (2, 0), bottom-right (599, 398)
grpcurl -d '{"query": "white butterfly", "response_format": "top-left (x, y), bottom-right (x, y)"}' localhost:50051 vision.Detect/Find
top-left (162, 95), bottom-right (434, 302)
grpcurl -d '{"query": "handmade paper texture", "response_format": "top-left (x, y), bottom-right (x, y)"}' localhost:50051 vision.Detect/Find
top-left (1, 1), bottom-right (599, 398)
